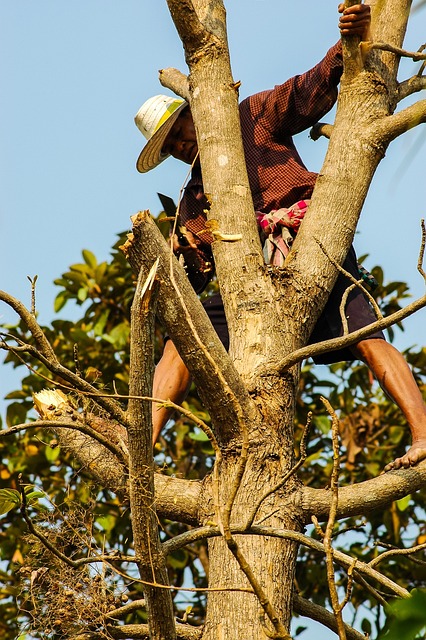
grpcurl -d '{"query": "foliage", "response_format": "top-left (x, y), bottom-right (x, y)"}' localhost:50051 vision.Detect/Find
top-left (379, 589), bottom-right (426, 639)
top-left (1, 229), bottom-right (425, 639)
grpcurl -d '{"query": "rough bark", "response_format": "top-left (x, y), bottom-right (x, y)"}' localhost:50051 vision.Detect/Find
top-left (127, 271), bottom-right (176, 639)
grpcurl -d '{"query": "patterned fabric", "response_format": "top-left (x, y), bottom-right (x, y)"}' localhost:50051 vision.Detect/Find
top-left (256, 199), bottom-right (310, 266)
top-left (178, 42), bottom-right (344, 292)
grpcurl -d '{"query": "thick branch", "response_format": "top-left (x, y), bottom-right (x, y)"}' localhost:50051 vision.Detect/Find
top-left (166, 0), bottom-right (207, 52)
top-left (371, 99), bottom-right (426, 144)
top-left (295, 459), bottom-right (426, 522)
top-left (127, 268), bottom-right (176, 639)
top-left (166, 0), bottom-right (226, 61)
top-left (340, 1), bottom-right (364, 82)
top-left (4, 412), bottom-right (203, 525)
top-left (107, 622), bottom-right (202, 640)
top-left (0, 418), bottom-right (127, 463)
top-left (122, 210), bottom-right (257, 446)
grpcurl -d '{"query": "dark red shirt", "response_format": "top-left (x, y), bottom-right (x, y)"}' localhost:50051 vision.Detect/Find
top-left (179, 42), bottom-right (343, 292)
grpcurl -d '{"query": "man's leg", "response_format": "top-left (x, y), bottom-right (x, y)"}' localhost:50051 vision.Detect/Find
top-left (151, 339), bottom-right (192, 445)
top-left (351, 338), bottom-right (426, 470)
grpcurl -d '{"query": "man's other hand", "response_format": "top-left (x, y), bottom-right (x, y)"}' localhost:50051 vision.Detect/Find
top-left (338, 3), bottom-right (371, 39)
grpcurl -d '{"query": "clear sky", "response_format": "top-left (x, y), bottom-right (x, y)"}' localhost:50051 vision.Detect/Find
top-left (0, 2), bottom-right (425, 636)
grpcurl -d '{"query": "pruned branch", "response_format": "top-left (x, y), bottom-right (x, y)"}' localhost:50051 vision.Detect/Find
top-left (371, 99), bottom-right (426, 145)
top-left (340, 1), bottom-right (365, 81)
top-left (127, 263), bottom-right (176, 640)
top-left (310, 121), bottom-right (334, 141)
top-left (159, 67), bottom-right (190, 101)
top-left (398, 74), bottom-right (426, 101)
top-left (367, 40), bottom-right (426, 62)
top-left (122, 210), bottom-right (257, 447)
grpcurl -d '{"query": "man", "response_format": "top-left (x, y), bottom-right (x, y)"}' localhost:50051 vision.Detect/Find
top-left (135, 4), bottom-right (426, 471)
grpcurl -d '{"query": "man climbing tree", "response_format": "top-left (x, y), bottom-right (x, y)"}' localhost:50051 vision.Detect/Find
top-left (134, 3), bottom-right (426, 466)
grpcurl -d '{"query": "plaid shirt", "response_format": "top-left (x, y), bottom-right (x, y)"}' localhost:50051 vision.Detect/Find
top-left (179, 42), bottom-right (343, 292)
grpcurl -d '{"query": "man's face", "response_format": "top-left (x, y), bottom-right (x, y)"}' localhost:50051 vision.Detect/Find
top-left (162, 108), bottom-right (199, 165)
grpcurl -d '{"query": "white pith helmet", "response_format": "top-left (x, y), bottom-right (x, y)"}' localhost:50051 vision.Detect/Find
top-left (134, 94), bottom-right (188, 173)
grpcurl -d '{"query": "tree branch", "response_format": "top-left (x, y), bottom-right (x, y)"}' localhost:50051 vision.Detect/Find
top-left (367, 40), bottom-right (426, 62)
top-left (371, 99), bottom-right (426, 145)
top-left (293, 594), bottom-right (366, 640)
top-left (162, 524), bottom-right (409, 598)
top-left (159, 67), bottom-right (190, 101)
top-left (369, 540), bottom-right (426, 569)
top-left (122, 210), bottom-right (257, 447)
top-left (0, 335), bottom-right (128, 426)
top-left (275, 292), bottom-right (426, 374)
top-left (340, 0), bottom-right (365, 82)
top-left (127, 264), bottom-right (176, 639)
top-left (0, 290), bottom-right (58, 361)
top-left (295, 459), bottom-right (426, 522)
top-left (106, 622), bottom-right (202, 640)
top-left (398, 74), bottom-right (426, 100)
top-left (0, 417), bottom-right (127, 463)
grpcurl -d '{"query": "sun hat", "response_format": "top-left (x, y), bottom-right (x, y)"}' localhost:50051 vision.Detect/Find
top-left (135, 94), bottom-right (188, 173)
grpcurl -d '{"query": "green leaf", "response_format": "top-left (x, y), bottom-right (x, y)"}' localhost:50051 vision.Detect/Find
top-left (4, 390), bottom-right (28, 400)
top-left (396, 494), bottom-right (411, 512)
top-left (95, 514), bottom-right (117, 533)
top-left (82, 249), bottom-right (98, 268)
top-left (77, 286), bottom-right (89, 302)
top-left (189, 429), bottom-right (210, 442)
top-left (380, 589), bottom-right (426, 639)
top-left (45, 445), bottom-right (61, 463)
top-left (0, 489), bottom-right (21, 515)
top-left (25, 490), bottom-right (45, 503)
top-left (313, 415), bottom-right (330, 434)
top-left (54, 290), bottom-right (69, 312)
top-left (102, 322), bottom-right (130, 349)
top-left (93, 309), bottom-right (110, 337)
top-left (6, 402), bottom-right (28, 427)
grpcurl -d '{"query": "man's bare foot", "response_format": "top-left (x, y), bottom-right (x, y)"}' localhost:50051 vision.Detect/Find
top-left (384, 439), bottom-right (426, 472)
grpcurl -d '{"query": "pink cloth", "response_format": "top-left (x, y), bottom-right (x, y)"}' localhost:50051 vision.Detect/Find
top-left (256, 199), bottom-right (310, 266)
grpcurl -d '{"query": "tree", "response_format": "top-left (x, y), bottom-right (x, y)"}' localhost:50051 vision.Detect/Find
top-left (1, 1), bottom-right (426, 639)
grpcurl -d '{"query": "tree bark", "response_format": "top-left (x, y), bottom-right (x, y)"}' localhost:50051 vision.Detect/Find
top-left (127, 271), bottom-right (176, 639)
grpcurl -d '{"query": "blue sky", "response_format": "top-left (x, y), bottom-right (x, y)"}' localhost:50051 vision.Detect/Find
top-left (0, 2), bottom-right (425, 635)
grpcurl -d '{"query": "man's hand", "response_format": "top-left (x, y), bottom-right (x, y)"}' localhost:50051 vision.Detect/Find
top-left (338, 3), bottom-right (371, 39)
top-left (172, 228), bottom-right (198, 254)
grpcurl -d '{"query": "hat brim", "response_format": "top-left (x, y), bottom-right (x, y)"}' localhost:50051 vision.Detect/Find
top-left (136, 101), bottom-right (188, 173)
